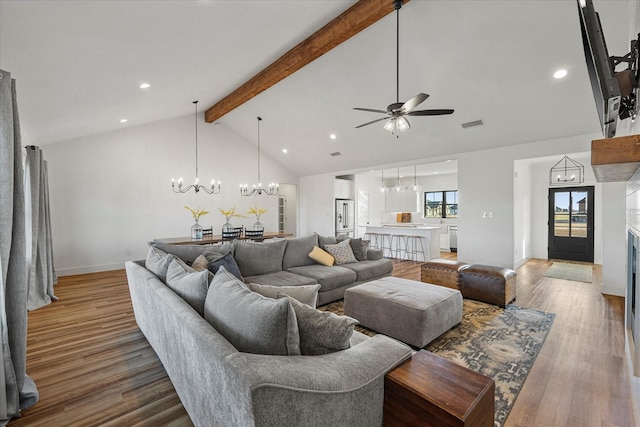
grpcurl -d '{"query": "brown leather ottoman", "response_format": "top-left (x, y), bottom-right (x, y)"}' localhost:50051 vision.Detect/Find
top-left (459, 264), bottom-right (516, 307)
top-left (421, 259), bottom-right (469, 290)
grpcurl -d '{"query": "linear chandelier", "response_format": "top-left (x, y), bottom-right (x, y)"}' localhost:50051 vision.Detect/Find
top-left (240, 116), bottom-right (279, 196)
top-left (379, 166), bottom-right (422, 193)
top-left (549, 155), bottom-right (584, 186)
top-left (172, 101), bottom-right (221, 194)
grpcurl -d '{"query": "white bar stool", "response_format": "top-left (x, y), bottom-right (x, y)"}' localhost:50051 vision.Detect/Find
top-left (405, 235), bottom-right (426, 262)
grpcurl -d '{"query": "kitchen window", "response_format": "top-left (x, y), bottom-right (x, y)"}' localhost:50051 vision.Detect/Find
top-left (424, 190), bottom-right (458, 218)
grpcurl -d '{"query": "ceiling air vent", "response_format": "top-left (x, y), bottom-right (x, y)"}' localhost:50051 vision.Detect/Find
top-left (330, 152), bottom-right (342, 157)
top-left (461, 120), bottom-right (483, 129)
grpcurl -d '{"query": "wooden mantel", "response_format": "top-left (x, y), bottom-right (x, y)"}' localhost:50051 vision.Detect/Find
top-left (591, 134), bottom-right (640, 182)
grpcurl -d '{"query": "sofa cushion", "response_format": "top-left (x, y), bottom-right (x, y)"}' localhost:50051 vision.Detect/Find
top-left (308, 245), bottom-right (334, 266)
top-left (324, 239), bottom-right (358, 265)
top-left (206, 252), bottom-right (244, 282)
top-left (145, 246), bottom-right (174, 281)
top-left (283, 296), bottom-right (357, 355)
top-left (282, 234), bottom-right (318, 270)
top-left (165, 257), bottom-right (210, 316)
top-left (349, 238), bottom-right (370, 261)
top-left (287, 265), bottom-right (357, 292)
top-left (317, 234), bottom-right (337, 250)
top-left (234, 239), bottom-right (287, 277)
top-left (244, 271), bottom-right (318, 287)
top-left (341, 259), bottom-right (393, 282)
top-left (204, 267), bottom-right (301, 356)
top-left (249, 283), bottom-right (321, 308)
top-left (150, 243), bottom-right (207, 264)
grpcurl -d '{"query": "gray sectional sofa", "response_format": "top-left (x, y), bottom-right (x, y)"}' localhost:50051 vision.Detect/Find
top-left (153, 233), bottom-right (393, 305)
top-left (125, 234), bottom-right (410, 427)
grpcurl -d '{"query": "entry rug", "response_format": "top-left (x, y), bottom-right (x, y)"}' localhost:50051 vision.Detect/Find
top-left (544, 262), bottom-right (593, 283)
top-left (320, 299), bottom-right (555, 427)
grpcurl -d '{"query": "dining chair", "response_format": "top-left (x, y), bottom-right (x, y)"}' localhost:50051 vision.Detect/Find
top-left (244, 229), bottom-right (264, 242)
top-left (221, 229), bottom-right (242, 242)
top-left (202, 227), bottom-right (213, 237)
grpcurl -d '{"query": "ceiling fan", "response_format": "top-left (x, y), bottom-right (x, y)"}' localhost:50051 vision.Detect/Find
top-left (354, 0), bottom-right (454, 136)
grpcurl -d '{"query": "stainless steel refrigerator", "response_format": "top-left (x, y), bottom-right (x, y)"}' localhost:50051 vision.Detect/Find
top-left (335, 199), bottom-right (355, 237)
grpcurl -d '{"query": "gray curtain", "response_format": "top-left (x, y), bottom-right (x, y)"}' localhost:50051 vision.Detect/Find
top-left (25, 146), bottom-right (57, 311)
top-left (0, 69), bottom-right (39, 424)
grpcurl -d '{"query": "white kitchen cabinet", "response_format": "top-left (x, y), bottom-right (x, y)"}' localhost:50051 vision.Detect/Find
top-left (334, 179), bottom-right (354, 199)
top-left (440, 227), bottom-right (450, 251)
top-left (385, 191), bottom-right (419, 212)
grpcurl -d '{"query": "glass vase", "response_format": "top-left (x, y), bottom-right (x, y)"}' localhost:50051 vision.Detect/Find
top-left (222, 220), bottom-right (234, 232)
top-left (252, 219), bottom-right (264, 231)
top-left (191, 219), bottom-right (203, 240)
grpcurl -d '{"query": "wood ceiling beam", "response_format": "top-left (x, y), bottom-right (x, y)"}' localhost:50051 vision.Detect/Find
top-left (205, 0), bottom-right (410, 123)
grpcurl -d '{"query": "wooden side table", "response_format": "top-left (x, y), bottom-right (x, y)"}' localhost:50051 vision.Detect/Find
top-left (384, 350), bottom-right (495, 427)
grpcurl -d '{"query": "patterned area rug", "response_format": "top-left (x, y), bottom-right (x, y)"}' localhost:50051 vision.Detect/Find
top-left (544, 262), bottom-right (593, 283)
top-left (319, 299), bottom-right (555, 427)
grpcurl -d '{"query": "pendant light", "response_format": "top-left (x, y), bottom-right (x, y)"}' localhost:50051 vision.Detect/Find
top-left (379, 169), bottom-right (389, 193)
top-left (240, 116), bottom-right (279, 196)
top-left (171, 101), bottom-right (221, 194)
top-left (549, 155), bottom-right (585, 186)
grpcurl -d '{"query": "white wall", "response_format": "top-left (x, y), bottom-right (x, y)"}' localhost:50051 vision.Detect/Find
top-left (456, 133), bottom-right (600, 268)
top-left (299, 173), bottom-right (335, 237)
top-left (513, 160), bottom-right (532, 267)
top-left (601, 181), bottom-right (626, 296)
top-left (43, 114), bottom-right (297, 275)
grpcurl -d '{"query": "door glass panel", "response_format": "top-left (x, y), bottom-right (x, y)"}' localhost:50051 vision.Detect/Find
top-left (554, 192), bottom-right (570, 237)
top-left (571, 191), bottom-right (588, 237)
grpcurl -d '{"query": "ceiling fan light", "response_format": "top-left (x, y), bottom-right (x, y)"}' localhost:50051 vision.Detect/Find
top-left (383, 119), bottom-right (395, 132)
top-left (397, 116), bottom-right (411, 132)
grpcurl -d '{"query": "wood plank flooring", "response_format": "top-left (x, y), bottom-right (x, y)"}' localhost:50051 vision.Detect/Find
top-left (8, 256), bottom-right (636, 427)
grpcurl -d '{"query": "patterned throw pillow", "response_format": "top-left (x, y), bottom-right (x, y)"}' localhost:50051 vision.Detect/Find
top-left (324, 239), bottom-right (358, 265)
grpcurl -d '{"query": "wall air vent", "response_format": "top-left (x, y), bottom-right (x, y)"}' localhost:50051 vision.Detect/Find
top-left (461, 120), bottom-right (483, 129)
top-left (330, 152), bottom-right (342, 157)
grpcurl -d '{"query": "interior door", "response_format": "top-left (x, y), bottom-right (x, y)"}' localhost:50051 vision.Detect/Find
top-left (548, 186), bottom-right (594, 262)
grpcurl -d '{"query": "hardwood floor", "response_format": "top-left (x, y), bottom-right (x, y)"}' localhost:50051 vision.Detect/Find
top-left (9, 256), bottom-right (636, 427)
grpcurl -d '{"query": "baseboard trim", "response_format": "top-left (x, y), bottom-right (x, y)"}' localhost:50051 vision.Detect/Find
top-left (56, 263), bottom-right (125, 277)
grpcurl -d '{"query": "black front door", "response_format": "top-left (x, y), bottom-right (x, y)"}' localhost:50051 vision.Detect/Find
top-left (548, 186), bottom-right (594, 262)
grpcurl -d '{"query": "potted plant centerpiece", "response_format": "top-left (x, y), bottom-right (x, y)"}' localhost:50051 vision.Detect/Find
top-left (219, 207), bottom-right (244, 232)
top-left (185, 206), bottom-right (209, 240)
top-left (247, 206), bottom-right (267, 231)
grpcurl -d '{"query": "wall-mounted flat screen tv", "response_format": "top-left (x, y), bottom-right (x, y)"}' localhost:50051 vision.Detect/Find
top-left (577, 0), bottom-right (621, 138)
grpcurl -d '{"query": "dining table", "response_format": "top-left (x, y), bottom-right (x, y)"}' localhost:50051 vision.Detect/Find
top-left (153, 231), bottom-right (292, 245)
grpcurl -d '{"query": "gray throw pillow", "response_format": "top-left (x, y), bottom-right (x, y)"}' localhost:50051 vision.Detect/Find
top-left (250, 283), bottom-right (321, 308)
top-left (349, 238), bottom-right (364, 261)
top-left (324, 239), bottom-right (358, 265)
top-left (204, 267), bottom-right (301, 356)
top-left (145, 245), bottom-right (174, 281)
top-left (283, 296), bottom-right (357, 355)
top-left (165, 257), bottom-right (210, 316)
top-left (206, 252), bottom-right (244, 282)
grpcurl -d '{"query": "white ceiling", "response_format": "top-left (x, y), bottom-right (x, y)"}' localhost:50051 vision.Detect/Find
top-left (0, 0), bottom-right (635, 177)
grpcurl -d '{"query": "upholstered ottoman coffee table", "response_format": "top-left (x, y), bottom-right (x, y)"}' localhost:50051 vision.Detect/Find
top-left (459, 264), bottom-right (516, 307)
top-left (343, 277), bottom-right (463, 348)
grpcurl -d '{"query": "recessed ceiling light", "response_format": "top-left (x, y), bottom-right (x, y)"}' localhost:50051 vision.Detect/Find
top-left (553, 69), bottom-right (567, 79)
top-left (282, 148), bottom-right (288, 154)
top-left (120, 118), bottom-right (128, 123)
top-left (139, 82), bottom-right (150, 89)
top-left (330, 134), bottom-right (337, 140)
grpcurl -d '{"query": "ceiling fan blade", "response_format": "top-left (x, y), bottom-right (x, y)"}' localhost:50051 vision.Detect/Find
top-left (401, 93), bottom-right (429, 112)
top-left (353, 107), bottom-right (388, 114)
top-left (408, 109), bottom-right (454, 116)
top-left (355, 117), bottom-right (389, 128)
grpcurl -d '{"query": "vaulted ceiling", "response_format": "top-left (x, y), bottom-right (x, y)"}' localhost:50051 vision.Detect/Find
top-left (0, 1), bottom-right (634, 176)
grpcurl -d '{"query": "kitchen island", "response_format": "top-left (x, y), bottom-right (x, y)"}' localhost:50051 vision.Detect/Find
top-left (364, 224), bottom-right (442, 261)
